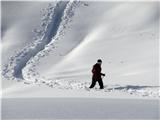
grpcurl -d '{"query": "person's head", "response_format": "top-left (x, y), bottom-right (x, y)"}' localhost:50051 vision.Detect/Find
top-left (97, 59), bottom-right (102, 65)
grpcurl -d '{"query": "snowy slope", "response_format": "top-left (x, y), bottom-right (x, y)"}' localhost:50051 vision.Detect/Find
top-left (1, 1), bottom-right (52, 64)
top-left (26, 2), bottom-right (159, 98)
top-left (1, 1), bottom-right (53, 94)
top-left (42, 2), bottom-right (159, 85)
top-left (1, 1), bottom-right (160, 99)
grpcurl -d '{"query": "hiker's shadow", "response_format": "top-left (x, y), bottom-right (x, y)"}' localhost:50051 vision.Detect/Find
top-left (104, 85), bottom-right (159, 91)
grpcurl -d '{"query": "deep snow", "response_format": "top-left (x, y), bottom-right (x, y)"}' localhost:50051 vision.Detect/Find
top-left (1, 0), bottom-right (160, 98)
top-left (1, 1), bottom-right (160, 119)
top-left (1, 1), bottom-right (160, 120)
top-left (21, 1), bottom-right (160, 98)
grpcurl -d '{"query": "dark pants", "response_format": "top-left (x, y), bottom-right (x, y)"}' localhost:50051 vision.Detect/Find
top-left (89, 77), bottom-right (104, 89)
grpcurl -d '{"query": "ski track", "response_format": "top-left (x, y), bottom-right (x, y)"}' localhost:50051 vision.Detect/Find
top-left (2, 1), bottom-right (160, 98)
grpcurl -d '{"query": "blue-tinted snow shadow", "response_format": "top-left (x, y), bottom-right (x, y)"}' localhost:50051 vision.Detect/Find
top-left (104, 85), bottom-right (160, 90)
top-left (110, 85), bottom-right (159, 90)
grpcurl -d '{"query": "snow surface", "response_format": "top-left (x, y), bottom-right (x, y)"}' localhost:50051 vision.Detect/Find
top-left (2, 98), bottom-right (159, 120)
top-left (1, 1), bottom-right (160, 120)
top-left (1, 0), bottom-right (160, 103)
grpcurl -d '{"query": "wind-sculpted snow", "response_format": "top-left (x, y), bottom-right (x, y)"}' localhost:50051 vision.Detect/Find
top-left (2, 1), bottom-right (81, 81)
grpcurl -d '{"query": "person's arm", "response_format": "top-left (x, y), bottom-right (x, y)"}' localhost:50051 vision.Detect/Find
top-left (92, 65), bottom-right (96, 74)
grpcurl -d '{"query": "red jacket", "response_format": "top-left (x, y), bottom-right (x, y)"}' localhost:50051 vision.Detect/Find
top-left (92, 63), bottom-right (104, 79)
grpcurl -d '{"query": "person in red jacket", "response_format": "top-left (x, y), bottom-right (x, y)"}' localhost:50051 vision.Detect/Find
top-left (89, 59), bottom-right (105, 89)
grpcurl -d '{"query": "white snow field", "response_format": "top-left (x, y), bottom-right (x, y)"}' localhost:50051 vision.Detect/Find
top-left (1, 0), bottom-right (160, 120)
top-left (2, 98), bottom-right (159, 120)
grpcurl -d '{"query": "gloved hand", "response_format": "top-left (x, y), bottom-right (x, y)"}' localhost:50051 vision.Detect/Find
top-left (102, 73), bottom-right (105, 76)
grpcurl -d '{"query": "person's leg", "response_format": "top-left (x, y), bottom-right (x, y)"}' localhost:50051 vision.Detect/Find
top-left (89, 78), bottom-right (96, 88)
top-left (98, 78), bottom-right (104, 89)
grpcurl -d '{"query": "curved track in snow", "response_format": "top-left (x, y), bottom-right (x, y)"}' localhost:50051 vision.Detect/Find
top-left (2, 1), bottom-right (82, 81)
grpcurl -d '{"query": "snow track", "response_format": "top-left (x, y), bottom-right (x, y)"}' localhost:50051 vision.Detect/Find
top-left (22, 1), bottom-right (82, 83)
top-left (36, 79), bottom-right (160, 98)
top-left (2, 1), bottom-right (82, 81)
